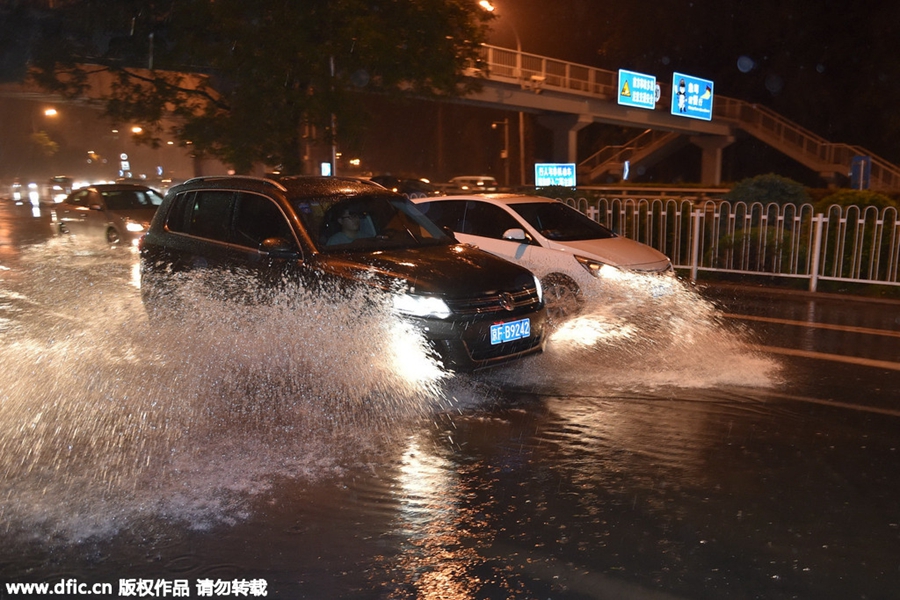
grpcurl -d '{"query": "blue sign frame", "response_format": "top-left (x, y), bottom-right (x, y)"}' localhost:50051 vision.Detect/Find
top-left (535, 163), bottom-right (576, 188)
top-left (618, 69), bottom-right (658, 110)
top-left (671, 72), bottom-right (714, 121)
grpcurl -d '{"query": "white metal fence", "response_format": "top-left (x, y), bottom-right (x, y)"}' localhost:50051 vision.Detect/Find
top-left (560, 196), bottom-right (900, 291)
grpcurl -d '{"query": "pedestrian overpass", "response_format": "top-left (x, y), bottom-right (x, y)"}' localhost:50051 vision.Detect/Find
top-left (464, 45), bottom-right (900, 190)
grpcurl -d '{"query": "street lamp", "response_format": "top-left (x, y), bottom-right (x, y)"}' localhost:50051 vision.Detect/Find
top-left (479, 1), bottom-right (527, 187)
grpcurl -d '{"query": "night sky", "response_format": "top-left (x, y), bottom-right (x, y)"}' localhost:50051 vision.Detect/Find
top-left (484, 0), bottom-right (900, 163)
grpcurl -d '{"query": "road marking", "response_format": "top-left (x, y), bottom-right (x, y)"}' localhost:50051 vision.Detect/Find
top-left (752, 344), bottom-right (900, 372)
top-left (760, 389), bottom-right (900, 418)
top-left (722, 313), bottom-right (900, 338)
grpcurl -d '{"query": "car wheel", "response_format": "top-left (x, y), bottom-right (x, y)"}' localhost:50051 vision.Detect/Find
top-left (541, 273), bottom-right (582, 323)
top-left (106, 227), bottom-right (121, 245)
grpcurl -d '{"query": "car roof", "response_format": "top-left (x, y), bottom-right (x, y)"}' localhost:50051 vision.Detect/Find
top-left (80, 183), bottom-right (160, 192)
top-left (176, 175), bottom-right (395, 200)
top-left (417, 193), bottom-right (558, 205)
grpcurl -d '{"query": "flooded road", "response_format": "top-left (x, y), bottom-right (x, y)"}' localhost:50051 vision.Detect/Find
top-left (1, 201), bottom-right (898, 599)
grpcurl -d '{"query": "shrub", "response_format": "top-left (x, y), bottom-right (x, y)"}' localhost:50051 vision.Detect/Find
top-left (724, 173), bottom-right (810, 207)
top-left (815, 189), bottom-right (898, 211)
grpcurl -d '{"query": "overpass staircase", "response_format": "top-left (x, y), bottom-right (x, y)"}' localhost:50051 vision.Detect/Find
top-left (579, 94), bottom-right (900, 190)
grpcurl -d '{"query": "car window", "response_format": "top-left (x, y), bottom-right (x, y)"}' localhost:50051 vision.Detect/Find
top-left (164, 191), bottom-right (193, 233)
top-left (294, 194), bottom-right (452, 252)
top-left (415, 200), bottom-right (467, 231)
top-left (176, 190), bottom-right (235, 242)
top-left (66, 190), bottom-right (90, 206)
top-left (460, 201), bottom-right (521, 239)
top-left (510, 202), bottom-right (616, 241)
top-left (232, 192), bottom-right (297, 249)
top-left (101, 189), bottom-right (163, 210)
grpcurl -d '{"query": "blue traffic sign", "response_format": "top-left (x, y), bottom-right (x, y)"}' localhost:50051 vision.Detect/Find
top-left (671, 72), bottom-right (714, 121)
top-left (535, 163), bottom-right (576, 188)
top-left (618, 69), bottom-right (658, 110)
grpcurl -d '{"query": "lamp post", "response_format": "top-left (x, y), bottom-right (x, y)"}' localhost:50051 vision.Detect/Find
top-left (479, 1), bottom-right (527, 187)
top-left (492, 118), bottom-right (510, 188)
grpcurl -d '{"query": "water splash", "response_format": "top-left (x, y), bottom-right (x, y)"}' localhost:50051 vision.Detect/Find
top-left (0, 241), bottom-right (447, 541)
top-left (489, 270), bottom-right (781, 392)
top-left (0, 241), bottom-right (779, 542)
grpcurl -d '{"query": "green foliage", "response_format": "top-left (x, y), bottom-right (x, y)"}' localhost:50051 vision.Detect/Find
top-left (816, 190), bottom-right (899, 211)
top-left (724, 174), bottom-right (810, 207)
top-left (26, 0), bottom-right (492, 174)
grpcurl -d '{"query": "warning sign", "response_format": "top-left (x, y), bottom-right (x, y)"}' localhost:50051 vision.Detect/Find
top-left (618, 69), bottom-right (657, 110)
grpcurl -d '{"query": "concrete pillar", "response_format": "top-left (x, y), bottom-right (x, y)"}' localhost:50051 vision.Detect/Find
top-left (537, 114), bottom-right (593, 164)
top-left (690, 135), bottom-right (734, 186)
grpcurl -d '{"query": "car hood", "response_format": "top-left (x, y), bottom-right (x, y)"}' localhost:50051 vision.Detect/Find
top-left (318, 243), bottom-right (536, 298)
top-left (547, 236), bottom-right (671, 272)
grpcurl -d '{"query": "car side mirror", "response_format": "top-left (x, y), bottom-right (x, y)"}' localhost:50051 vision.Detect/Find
top-left (259, 237), bottom-right (298, 257)
top-left (441, 226), bottom-right (458, 241)
top-left (502, 227), bottom-right (527, 241)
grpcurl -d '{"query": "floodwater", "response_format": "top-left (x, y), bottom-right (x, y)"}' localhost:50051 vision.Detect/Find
top-left (1, 203), bottom-right (898, 599)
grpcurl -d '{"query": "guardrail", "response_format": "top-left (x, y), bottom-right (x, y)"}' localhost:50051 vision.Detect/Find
top-left (558, 194), bottom-right (900, 291)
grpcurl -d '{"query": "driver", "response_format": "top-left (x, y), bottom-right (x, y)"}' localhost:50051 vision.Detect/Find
top-left (327, 208), bottom-right (366, 245)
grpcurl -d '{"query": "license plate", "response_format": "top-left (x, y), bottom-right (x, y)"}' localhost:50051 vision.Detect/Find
top-left (490, 318), bottom-right (531, 345)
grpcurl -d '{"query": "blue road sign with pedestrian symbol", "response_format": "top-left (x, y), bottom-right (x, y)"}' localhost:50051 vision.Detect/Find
top-left (618, 69), bottom-right (658, 110)
top-left (671, 72), bottom-right (714, 121)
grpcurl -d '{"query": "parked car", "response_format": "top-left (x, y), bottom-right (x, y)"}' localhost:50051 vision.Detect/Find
top-left (54, 183), bottom-right (164, 246)
top-left (369, 175), bottom-right (443, 198)
top-left (412, 194), bottom-right (673, 320)
top-left (446, 176), bottom-right (499, 193)
top-left (139, 176), bottom-right (547, 372)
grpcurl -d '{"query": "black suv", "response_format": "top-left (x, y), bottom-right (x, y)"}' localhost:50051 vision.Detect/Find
top-left (139, 176), bottom-right (547, 371)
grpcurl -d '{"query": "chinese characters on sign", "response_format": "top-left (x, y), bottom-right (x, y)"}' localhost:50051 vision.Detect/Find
top-left (617, 69), bottom-right (658, 110)
top-left (670, 72), bottom-right (714, 121)
top-left (534, 163), bottom-right (576, 188)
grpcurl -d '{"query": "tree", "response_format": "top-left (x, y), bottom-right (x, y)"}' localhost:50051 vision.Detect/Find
top-left (24, 0), bottom-right (492, 174)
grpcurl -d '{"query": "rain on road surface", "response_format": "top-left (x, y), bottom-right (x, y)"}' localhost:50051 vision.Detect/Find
top-left (1, 201), bottom-right (898, 599)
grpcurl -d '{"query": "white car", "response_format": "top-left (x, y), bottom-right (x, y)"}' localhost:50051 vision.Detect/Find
top-left (412, 194), bottom-right (673, 319)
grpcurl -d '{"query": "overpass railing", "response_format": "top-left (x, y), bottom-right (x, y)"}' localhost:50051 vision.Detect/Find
top-left (558, 194), bottom-right (900, 291)
top-left (478, 44), bottom-right (900, 190)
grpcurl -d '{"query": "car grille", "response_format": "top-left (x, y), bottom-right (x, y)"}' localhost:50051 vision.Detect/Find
top-left (445, 286), bottom-right (541, 316)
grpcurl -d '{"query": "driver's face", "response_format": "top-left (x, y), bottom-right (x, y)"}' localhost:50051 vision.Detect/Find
top-left (339, 211), bottom-right (361, 232)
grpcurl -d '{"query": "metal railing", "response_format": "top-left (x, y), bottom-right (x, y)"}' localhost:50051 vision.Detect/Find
top-left (558, 194), bottom-right (900, 291)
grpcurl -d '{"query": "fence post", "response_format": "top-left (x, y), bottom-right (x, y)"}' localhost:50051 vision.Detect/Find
top-left (809, 214), bottom-right (825, 292)
top-left (690, 209), bottom-right (702, 282)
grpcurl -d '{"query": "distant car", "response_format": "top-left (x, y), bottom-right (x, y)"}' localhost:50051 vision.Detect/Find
top-left (412, 194), bottom-right (673, 320)
top-left (447, 176), bottom-right (499, 193)
top-left (369, 175), bottom-right (443, 198)
top-left (139, 176), bottom-right (547, 371)
top-left (55, 183), bottom-right (164, 246)
top-left (45, 176), bottom-right (74, 203)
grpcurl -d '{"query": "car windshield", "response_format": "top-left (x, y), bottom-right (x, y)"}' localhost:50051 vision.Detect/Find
top-left (510, 201), bottom-right (616, 241)
top-left (101, 189), bottom-right (164, 210)
top-left (293, 193), bottom-right (454, 252)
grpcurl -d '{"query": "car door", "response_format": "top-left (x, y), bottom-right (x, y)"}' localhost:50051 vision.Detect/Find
top-left (457, 200), bottom-right (567, 276)
top-left (57, 189), bottom-right (95, 236)
top-left (425, 199), bottom-right (582, 280)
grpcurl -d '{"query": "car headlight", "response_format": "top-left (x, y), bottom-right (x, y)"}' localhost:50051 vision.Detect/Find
top-left (574, 255), bottom-right (617, 278)
top-left (125, 221), bottom-right (147, 232)
top-left (392, 293), bottom-right (452, 319)
top-left (533, 274), bottom-right (543, 303)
